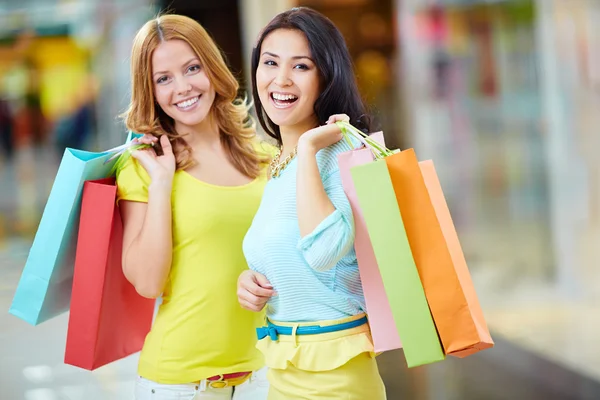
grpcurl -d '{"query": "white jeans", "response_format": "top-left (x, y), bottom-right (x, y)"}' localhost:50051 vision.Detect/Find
top-left (134, 367), bottom-right (270, 400)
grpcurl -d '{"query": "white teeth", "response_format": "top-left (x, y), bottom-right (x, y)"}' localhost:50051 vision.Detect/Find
top-left (176, 96), bottom-right (199, 108)
top-left (272, 93), bottom-right (298, 101)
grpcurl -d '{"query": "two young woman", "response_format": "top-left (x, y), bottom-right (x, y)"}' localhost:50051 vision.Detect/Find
top-left (120, 7), bottom-right (386, 400)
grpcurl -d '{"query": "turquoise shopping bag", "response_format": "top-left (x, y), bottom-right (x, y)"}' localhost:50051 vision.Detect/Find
top-left (9, 134), bottom-right (142, 325)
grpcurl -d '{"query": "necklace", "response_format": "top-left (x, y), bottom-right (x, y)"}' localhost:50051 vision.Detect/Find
top-left (269, 146), bottom-right (298, 178)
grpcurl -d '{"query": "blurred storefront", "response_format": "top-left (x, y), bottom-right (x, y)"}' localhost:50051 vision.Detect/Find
top-left (0, 0), bottom-right (156, 245)
top-left (396, 0), bottom-right (600, 386)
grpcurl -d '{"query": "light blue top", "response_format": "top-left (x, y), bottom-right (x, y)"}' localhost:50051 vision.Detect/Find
top-left (243, 137), bottom-right (366, 322)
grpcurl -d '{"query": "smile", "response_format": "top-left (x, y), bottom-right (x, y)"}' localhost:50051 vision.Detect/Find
top-left (175, 95), bottom-right (200, 110)
top-left (270, 92), bottom-right (298, 109)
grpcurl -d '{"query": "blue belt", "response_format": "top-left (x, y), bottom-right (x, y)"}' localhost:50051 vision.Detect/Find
top-left (256, 316), bottom-right (368, 341)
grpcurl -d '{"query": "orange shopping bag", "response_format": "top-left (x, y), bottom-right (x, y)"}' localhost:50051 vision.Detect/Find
top-left (385, 149), bottom-right (493, 357)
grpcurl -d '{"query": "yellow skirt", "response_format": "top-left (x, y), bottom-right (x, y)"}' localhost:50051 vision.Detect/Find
top-left (257, 314), bottom-right (387, 400)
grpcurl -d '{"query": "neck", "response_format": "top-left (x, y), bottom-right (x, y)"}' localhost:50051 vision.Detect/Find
top-left (175, 114), bottom-right (221, 149)
top-left (279, 117), bottom-right (318, 157)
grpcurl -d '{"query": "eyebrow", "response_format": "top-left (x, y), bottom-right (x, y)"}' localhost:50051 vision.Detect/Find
top-left (153, 58), bottom-right (200, 77)
top-left (261, 51), bottom-right (314, 62)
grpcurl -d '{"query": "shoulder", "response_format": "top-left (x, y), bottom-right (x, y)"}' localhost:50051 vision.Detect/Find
top-left (116, 153), bottom-right (150, 188)
top-left (315, 134), bottom-right (363, 177)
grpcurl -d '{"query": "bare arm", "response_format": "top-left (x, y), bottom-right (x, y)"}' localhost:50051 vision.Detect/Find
top-left (120, 179), bottom-right (172, 298)
top-left (119, 135), bottom-right (175, 298)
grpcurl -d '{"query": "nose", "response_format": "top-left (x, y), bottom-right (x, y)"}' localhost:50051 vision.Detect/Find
top-left (274, 68), bottom-right (292, 87)
top-left (175, 76), bottom-right (192, 95)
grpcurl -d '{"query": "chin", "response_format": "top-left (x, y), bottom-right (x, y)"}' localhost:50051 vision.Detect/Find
top-left (264, 110), bottom-right (297, 128)
top-left (173, 110), bottom-right (210, 127)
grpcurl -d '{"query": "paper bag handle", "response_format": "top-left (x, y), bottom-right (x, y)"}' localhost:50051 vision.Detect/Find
top-left (336, 121), bottom-right (395, 159)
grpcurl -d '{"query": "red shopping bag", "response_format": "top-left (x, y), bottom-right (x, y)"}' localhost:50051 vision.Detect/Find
top-left (65, 178), bottom-right (155, 370)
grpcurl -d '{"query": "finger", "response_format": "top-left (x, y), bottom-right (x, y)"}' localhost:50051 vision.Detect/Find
top-left (237, 298), bottom-right (254, 311)
top-left (253, 272), bottom-right (273, 289)
top-left (137, 135), bottom-right (155, 145)
top-left (327, 114), bottom-right (348, 124)
top-left (248, 285), bottom-right (276, 298)
top-left (131, 149), bottom-right (156, 170)
top-left (239, 288), bottom-right (273, 308)
top-left (242, 280), bottom-right (275, 297)
top-left (323, 123), bottom-right (344, 135)
top-left (238, 298), bottom-right (264, 312)
top-left (160, 135), bottom-right (173, 155)
top-left (130, 149), bottom-right (144, 160)
top-left (132, 148), bottom-right (156, 159)
top-left (238, 291), bottom-right (261, 305)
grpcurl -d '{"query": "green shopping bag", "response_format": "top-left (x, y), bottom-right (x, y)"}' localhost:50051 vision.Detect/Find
top-left (341, 122), bottom-right (445, 368)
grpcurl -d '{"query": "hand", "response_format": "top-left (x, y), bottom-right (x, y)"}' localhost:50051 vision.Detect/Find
top-left (298, 114), bottom-right (350, 154)
top-left (131, 135), bottom-right (176, 184)
top-left (133, 133), bottom-right (159, 146)
top-left (237, 270), bottom-right (276, 312)
top-left (325, 114), bottom-right (350, 125)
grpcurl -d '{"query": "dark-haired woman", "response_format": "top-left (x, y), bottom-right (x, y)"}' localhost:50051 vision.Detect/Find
top-left (237, 7), bottom-right (387, 399)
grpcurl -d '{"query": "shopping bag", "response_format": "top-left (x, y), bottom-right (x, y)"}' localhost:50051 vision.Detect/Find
top-left (65, 178), bottom-right (154, 370)
top-left (338, 133), bottom-right (402, 353)
top-left (350, 157), bottom-right (445, 368)
top-left (392, 157), bottom-right (493, 357)
top-left (9, 134), bottom-right (143, 325)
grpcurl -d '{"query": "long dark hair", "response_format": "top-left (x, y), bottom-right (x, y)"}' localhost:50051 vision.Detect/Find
top-left (251, 7), bottom-right (372, 144)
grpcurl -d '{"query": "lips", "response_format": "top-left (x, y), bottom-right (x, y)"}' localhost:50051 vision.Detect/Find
top-left (175, 95), bottom-right (200, 110)
top-left (270, 92), bottom-right (298, 109)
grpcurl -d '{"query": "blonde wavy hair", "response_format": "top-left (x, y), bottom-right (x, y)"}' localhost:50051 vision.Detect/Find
top-left (123, 14), bottom-right (269, 177)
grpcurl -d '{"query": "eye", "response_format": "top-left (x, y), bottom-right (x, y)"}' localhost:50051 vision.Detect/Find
top-left (294, 64), bottom-right (309, 70)
top-left (187, 64), bottom-right (201, 73)
top-left (263, 60), bottom-right (277, 67)
top-left (156, 76), bottom-right (169, 84)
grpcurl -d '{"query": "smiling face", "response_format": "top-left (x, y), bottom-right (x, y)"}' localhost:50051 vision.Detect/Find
top-left (255, 29), bottom-right (320, 135)
top-left (151, 39), bottom-right (216, 132)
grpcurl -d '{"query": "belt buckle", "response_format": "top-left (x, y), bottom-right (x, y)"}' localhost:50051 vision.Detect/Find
top-left (208, 374), bottom-right (228, 389)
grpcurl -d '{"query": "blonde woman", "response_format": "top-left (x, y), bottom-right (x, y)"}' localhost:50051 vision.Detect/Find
top-left (118, 14), bottom-right (273, 400)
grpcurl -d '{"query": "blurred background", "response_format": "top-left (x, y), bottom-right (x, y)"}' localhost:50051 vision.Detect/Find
top-left (0, 0), bottom-right (599, 399)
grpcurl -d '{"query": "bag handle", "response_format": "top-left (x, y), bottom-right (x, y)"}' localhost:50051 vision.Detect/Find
top-left (104, 134), bottom-right (153, 176)
top-left (336, 121), bottom-right (395, 160)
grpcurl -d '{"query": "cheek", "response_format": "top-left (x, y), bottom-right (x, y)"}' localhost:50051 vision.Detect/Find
top-left (200, 77), bottom-right (216, 103)
top-left (255, 78), bottom-right (270, 105)
top-left (299, 77), bottom-right (320, 107)
top-left (153, 86), bottom-right (170, 107)
top-left (256, 69), bottom-right (271, 92)
top-left (197, 72), bottom-right (212, 90)
top-left (306, 75), bottom-right (321, 102)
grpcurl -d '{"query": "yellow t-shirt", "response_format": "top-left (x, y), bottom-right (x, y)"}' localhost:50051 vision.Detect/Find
top-left (116, 141), bottom-right (274, 384)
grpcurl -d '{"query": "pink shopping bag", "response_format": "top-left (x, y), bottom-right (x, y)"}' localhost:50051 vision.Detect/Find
top-left (338, 132), bottom-right (402, 352)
